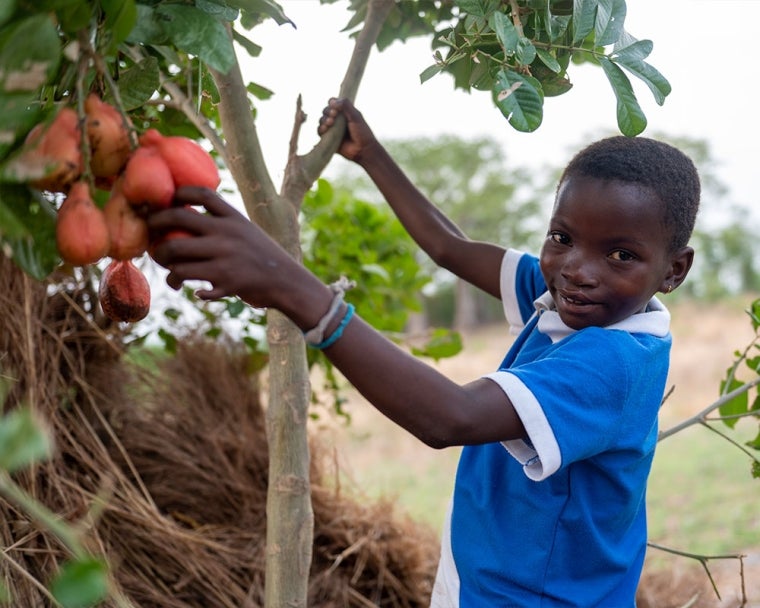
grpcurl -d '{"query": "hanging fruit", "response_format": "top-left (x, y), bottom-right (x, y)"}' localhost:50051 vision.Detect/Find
top-left (55, 181), bottom-right (111, 266)
top-left (98, 258), bottom-right (151, 323)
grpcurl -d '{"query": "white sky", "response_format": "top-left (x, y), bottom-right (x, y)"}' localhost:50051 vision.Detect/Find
top-left (244, 0), bottom-right (757, 214)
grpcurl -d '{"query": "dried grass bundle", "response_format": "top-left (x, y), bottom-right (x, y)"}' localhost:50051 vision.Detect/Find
top-left (0, 256), bottom-right (438, 607)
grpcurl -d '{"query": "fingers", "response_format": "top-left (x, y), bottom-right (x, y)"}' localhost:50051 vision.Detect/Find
top-left (173, 186), bottom-right (241, 218)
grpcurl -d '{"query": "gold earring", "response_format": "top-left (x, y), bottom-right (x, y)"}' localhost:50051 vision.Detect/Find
top-left (666, 284), bottom-right (673, 294)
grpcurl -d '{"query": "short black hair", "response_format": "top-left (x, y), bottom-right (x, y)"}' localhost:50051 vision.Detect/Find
top-left (558, 136), bottom-right (700, 251)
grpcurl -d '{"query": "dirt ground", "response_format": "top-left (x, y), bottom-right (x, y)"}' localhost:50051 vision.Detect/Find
top-left (318, 297), bottom-right (760, 607)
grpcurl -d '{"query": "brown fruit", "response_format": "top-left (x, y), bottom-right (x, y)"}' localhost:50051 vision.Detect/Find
top-left (23, 108), bottom-right (83, 192)
top-left (104, 181), bottom-right (149, 260)
top-left (85, 93), bottom-right (132, 178)
top-left (139, 129), bottom-right (220, 190)
top-left (99, 258), bottom-right (151, 322)
top-left (55, 181), bottom-right (111, 266)
top-left (121, 146), bottom-right (175, 209)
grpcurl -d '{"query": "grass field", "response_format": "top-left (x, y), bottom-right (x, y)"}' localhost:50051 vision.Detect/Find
top-left (315, 296), bottom-right (760, 604)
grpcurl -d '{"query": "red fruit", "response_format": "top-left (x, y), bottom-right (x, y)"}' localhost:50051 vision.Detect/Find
top-left (23, 108), bottom-right (83, 192)
top-left (85, 93), bottom-right (132, 178)
top-left (121, 146), bottom-right (175, 209)
top-left (99, 259), bottom-right (151, 323)
top-left (104, 181), bottom-right (149, 260)
top-left (55, 181), bottom-right (111, 266)
top-left (139, 129), bottom-right (220, 190)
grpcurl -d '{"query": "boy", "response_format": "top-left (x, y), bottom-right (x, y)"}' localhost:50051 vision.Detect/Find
top-left (148, 98), bottom-right (700, 606)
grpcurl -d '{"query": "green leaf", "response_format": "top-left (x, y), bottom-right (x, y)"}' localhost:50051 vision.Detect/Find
top-left (612, 51), bottom-right (671, 106)
top-left (456, 0), bottom-right (500, 19)
top-left (491, 69), bottom-right (544, 132)
top-left (612, 38), bottom-right (653, 62)
top-left (156, 4), bottom-right (236, 75)
top-left (0, 407), bottom-right (53, 473)
top-left (752, 460), bottom-right (760, 479)
top-left (197, 0), bottom-right (239, 22)
top-left (595, 0), bottom-right (626, 46)
top-left (0, 0), bottom-right (16, 28)
top-left (101, 0), bottom-right (137, 45)
top-left (536, 48), bottom-right (561, 73)
top-left (411, 328), bottom-right (463, 362)
top-left (746, 430), bottom-right (760, 450)
top-left (225, 298), bottom-right (246, 318)
top-left (490, 11), bottom-right (518, 54)
top-left (232, 28), bottom-right (262, 58)
top-left (50, 558), bottom-right (109, 608)
top-left (55, 1), bottom-right (93, 34)
top-left (0, 96), bottom-right (42, 159)
top-left (228, 0), bottom-right (294, 26)
top-left (246, 80), bottom-right (273, 101)
top-left (598, 56), bottom-right (646, 136)
top-left (0, 15), bottom-right (61, 94)
top-left (0, 185), bottom-right (60, 280)
top-left (571, 0), bottom-right (597, 46)
top-left (108, 56), bottom-right (160, 111)
top-left (125, 4), bottom-right (169, 45)
top-left (719, 377), bottom-right (748, 429)
top-left (747, 298), bottom-right (760, 331)
top-left (420, 63), bottom-right (444, 85)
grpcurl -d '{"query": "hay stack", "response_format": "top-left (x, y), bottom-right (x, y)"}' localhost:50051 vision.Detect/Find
top-left (0, 255), bottom-right (438, 607)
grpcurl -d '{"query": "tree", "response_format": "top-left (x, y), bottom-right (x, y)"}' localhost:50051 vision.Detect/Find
top-left (0, 1), bottom-right (673, 605)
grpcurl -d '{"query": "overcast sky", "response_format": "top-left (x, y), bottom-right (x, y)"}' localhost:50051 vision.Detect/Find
top-left (244, 0), bottom-right (758, 216)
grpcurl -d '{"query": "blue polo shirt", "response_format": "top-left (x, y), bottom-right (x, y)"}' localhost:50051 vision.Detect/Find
top-left (430, 250), bottom-right (671, 607)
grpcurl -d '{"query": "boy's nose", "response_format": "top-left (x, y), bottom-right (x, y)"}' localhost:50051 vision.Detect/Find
top-left (560, 251), bottom-right (598, 287)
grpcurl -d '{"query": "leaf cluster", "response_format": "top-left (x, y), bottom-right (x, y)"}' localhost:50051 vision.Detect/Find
top-left (343, 0), bottom-right (670, 135)
top-left (717, 298), bottom-right (760, 478)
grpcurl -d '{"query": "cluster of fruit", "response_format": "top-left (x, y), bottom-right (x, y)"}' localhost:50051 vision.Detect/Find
top-left (21, 94), bottom-right (220, 323)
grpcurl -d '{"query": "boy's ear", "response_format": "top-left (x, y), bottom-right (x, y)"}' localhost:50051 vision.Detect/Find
top-left (660, 246), bottom-right (694, 294)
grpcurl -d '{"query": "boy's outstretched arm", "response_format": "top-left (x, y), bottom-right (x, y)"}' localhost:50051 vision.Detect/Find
top-left (318, 98), bottom-right (505, 300)
top-left (148, 188), bottom-right (525, 448)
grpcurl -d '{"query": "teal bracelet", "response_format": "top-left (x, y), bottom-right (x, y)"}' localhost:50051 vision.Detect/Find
top-left (310, 303), bottom-right (355, 350)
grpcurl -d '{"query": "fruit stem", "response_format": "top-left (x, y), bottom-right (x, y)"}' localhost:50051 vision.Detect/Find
top-left (75, 32), bottom-right (95, 187)
top-left (79, 32), bottom-right (139, 151)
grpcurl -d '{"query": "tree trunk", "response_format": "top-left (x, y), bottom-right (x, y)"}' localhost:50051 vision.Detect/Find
top-left (211, 2), bottom-right (394, 606)
top-left (453, 277), bottom-right (479, 331)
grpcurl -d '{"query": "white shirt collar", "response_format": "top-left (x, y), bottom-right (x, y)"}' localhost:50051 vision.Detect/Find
top-left (533, 292), bottom-right (671, 343)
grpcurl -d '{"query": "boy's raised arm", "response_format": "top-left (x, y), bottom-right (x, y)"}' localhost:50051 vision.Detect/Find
top-left (318, 98), bottom-right (506, 300)
top-left (148, 188), bottom-right (525, 447)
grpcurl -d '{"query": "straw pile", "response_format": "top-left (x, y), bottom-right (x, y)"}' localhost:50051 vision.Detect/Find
top-left (0, 255), bottom-right (438, 607)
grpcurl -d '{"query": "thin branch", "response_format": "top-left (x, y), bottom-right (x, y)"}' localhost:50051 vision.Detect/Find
top-left (647, 542), bottom-right (747, 604)
top-left (658, 377), bottom-right (760, 441)
top-left (301, 0), bottom-right (395, 185)
top-left (699, 419), bottom-right (760, 464)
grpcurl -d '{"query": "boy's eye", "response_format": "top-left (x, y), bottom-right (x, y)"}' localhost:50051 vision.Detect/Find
top-left (548, 231), bottom-right (570, 245)
top-left (609, 250), bottom-right (636, 262)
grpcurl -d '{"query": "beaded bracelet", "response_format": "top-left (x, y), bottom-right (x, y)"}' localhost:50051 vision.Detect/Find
top-left (303, 276), bottom-right (355, 348)
top-left (309, 303), bottom-right (355, 350)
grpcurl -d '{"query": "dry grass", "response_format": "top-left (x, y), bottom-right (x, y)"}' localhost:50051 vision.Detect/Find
top-left (0, 256), bottom-right (437, 607)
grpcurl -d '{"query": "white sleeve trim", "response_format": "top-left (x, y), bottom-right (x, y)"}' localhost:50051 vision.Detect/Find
top-left (483, 371), bottom-right (561, 481)
top-left (501, 249), bottom-right (526, 335)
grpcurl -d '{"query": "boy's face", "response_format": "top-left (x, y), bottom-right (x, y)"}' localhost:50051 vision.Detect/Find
top-left (540, 175), bottom-right (684, 330)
